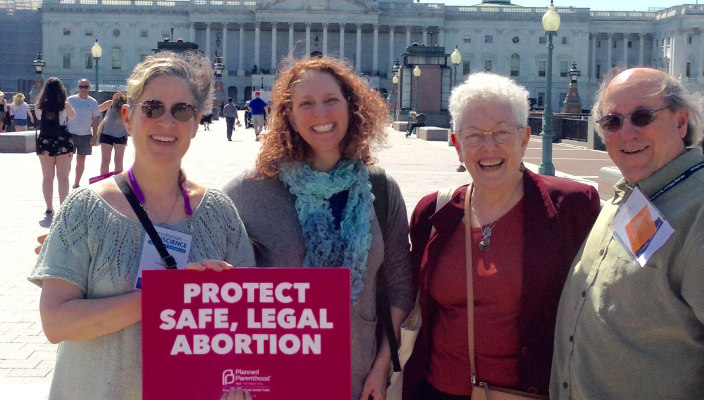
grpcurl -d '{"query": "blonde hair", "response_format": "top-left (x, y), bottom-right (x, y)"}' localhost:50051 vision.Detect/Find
top-left (13, 93), bottom-right (25, 107)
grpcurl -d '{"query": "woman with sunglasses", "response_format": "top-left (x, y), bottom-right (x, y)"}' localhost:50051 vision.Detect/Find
top-left (402, 72), bottom-right (601, 400)
top-left (29, 51), bottom-right (255, 400)
top-left (224, 56), bottom-right (415, 400)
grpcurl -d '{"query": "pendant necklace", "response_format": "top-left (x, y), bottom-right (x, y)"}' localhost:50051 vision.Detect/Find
top-left (478, 220), bottom-right (498, 251)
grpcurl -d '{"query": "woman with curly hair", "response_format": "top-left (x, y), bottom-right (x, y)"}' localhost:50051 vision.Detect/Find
top-left (224, 56), bottom-right (415, 400)
top-left (34, 77), bottom-right (76, 216)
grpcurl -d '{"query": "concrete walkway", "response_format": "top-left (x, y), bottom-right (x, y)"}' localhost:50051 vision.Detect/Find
top-left (0, 116), bottom-right (616, 399)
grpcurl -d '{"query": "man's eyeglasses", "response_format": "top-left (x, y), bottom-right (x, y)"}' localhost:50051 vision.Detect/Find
top-left (597, 107), bottom-right (669, 132)
top-left (459, 127), bottom-right (519, 147)
top-left (136, 100), bottom-right (197, 122)
top-left (78, 85), bottom-right (90, 89)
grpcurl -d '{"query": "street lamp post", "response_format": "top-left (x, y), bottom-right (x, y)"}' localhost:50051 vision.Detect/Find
top-left (30, 53), bottom-right (46, 103)
top-left (91, 40), bottom-right (102, 93)
top-left (413, 65), bottom-right (421, 111)
top-left (390, 59), bottom-right (400, 120)
top-left (213, 55), bottom-right (226, 118)
top-left (450, 46), bottom-right (462, 88)
top-left (539, 1), bottom-right (560, 176)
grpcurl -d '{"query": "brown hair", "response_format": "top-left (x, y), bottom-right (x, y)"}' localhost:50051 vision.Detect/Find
top-left (255, 56), bottom-right (389, 177)
top-left (111, 91), bottom-right (127, 111)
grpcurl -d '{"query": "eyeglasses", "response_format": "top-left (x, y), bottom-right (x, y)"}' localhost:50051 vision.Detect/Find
top-left (136, 100), bottom-right (197, 122)
top-left (597, 107), bottom-right (669, 132)
top-left (78, 85), bottom-right (90, 89)
top-left (459, 127), bottom-right (519, 147)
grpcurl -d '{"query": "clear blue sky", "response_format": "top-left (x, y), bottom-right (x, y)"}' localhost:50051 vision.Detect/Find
top-left (427, 0), bottom-right (697, 12)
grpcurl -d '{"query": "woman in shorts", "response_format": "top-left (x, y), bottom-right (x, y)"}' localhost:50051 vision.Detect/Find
top-left (10, 93), bottom-right (34, 131)
top-left (98, 92), bottom-right (129, 175)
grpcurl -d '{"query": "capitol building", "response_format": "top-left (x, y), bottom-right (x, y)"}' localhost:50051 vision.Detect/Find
top-left (2, 0), bottom-right (704, 111)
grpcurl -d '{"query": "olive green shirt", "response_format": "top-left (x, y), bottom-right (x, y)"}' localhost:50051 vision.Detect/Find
top-left (551, 148), bottom-right (704, 400)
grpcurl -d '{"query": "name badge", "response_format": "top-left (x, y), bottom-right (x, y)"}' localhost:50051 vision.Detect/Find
top-left (611, 187), bottom-right (674, 267)
top-left (135, 226), bottom-right (193, 289)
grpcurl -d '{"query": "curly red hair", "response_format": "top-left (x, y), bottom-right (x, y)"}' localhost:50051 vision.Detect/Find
top-left (255, 56), bottom-right (389, 177)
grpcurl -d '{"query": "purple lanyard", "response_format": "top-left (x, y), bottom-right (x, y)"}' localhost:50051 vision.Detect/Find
top-left (127, 166), bottom-right (193, 216)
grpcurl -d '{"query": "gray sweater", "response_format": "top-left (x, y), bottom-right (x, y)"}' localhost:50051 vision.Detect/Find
top-left (224, 169), bottom-right (415, 399)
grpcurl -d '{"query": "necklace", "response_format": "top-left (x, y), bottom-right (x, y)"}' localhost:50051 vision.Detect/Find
top-left (127, 166), bottom-right (193, 223)
top-left (478, 220), bottom-right (498, 251)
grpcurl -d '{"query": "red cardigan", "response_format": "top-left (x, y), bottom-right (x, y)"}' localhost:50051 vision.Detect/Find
top-left (402, 170), bottom-right (600, 398)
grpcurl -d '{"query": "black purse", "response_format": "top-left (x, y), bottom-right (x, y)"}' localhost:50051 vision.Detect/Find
top-left (114, 174), bottom-right (178, 269)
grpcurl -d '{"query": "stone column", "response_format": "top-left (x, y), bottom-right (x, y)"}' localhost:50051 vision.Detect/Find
top-left (422, 26), bottom-right (428, 45)
top-left (623, 33), bottom-right (628, 67)
top-left (239, 25), bottom-right (245, 75)
top-left (222, 24), bottom-right (228, 76)
top-left (356, 24), bottom-right (362, 71)
top-left (305, 23), bottom-right (311, 56)
top-left (205, 23), bottom-right (211, 60)
top-left (323, 23), bottom-right (328, 55)
top-left (389, 25), bottom-right (395, 71)
top-left (340, 24), bottom-right (345, 59)
top-left (254, 23), bottom-right (261, 72)
top-left (406, 27), bottom-right (411, 48)
top-left (289, 23), bottom-right (294, 53)
top-left (606, 33), bottom-right (612, 70)
top-left (699, 32), bottom-right (704, 80)
top-left (591, 33), bottom-right (597, 79)
top-left (271, 23), bottom-right (277, 71)
top-left (373, 24), bottom-right (379, 75)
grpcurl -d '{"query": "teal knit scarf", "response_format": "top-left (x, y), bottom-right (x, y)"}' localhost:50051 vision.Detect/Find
top-left (279, 158), bottom-right (373, 304)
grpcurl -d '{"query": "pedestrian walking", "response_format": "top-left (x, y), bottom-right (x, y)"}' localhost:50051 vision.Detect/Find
top-left (67, 79), bottom-right (100, 188)
top-left (222, 97), bottom-right (240, 141)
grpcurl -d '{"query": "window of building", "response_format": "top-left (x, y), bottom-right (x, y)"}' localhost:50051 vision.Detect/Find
top-left (596, 64), bottom-right (601, 79)
top-left (85, 53), bottom-right (93, 69)
top-left (538, 92), bottom-right (545, 107)
top-left (463, 36), bottom-right (471, 43)
top-left (113, 29), bottom-right (120, 37)
top-left (688, 35), bottom-right (693, 44)
top-left (510, 54), bottom-right (520, 77)
top-left (112, 47), bottom-right (122, 69)
top-left (613, 41), bottom-right (617, 48)
top-left (686, 61), bottom-right (692, 77)
top-left (63, 52), bottom-right (71, 69)
top-left (561, 36), bottom-right (568, 45)
top-left (512, 36), bottom-right (520, 44)
top-left (484, 59), bottom-right (492, 72)
top-left (462, 60), bottom-right (470, 75)
top-left (485, 35), bottom-right (493, 44)
top-left (63, 27), bottom-right (71, 36)
top-left (560, 61), bottom-right (569, 77)
top-left (627, 41), bottom-right (632, 48)
top-left (667, 37), bottom-right (671, 45)
top-left (85, 29), bottom-right (93, 36)
top-left (597, 40), bottom-right (601, 48)
top-left (140, 30), bottom-right (148, 38)
top-left (538, 60), bottom-right (546, 77)
top-left (539, 36), bottom-right (547, 45)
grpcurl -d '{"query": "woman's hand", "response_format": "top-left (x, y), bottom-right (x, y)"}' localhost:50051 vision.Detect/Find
top-left (35, 234), bottom-right (47, 255)
top-left (186, 259), bottom-right (234, 272)
top-left (358, 360), bottom-right (389, 400)
top-left (219, 387), bottom-right (252, 400)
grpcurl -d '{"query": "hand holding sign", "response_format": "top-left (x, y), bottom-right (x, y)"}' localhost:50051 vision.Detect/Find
top-left (220, 387), bottom-right (252, 400)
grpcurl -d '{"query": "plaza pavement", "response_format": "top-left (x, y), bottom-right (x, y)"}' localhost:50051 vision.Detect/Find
top-left (0, 114), bottom-right (615, 399)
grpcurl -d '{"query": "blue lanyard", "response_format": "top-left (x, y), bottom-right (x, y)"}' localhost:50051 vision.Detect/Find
top-left (648, 162), bottom-right (704, 202)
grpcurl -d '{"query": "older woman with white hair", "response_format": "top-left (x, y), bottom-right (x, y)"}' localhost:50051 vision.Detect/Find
top-left (402, 72), bottom-right (601, 400)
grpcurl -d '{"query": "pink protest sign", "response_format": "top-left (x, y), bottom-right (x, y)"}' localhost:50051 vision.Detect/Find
top-left (141, 268), bottom-right (351, 400)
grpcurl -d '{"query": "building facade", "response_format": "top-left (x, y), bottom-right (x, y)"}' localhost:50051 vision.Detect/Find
top-left (3, 0), bottom-right (704, 111)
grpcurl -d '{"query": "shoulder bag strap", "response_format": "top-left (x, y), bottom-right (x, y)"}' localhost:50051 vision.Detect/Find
top-left (368, 166), bottom-right (402, 372)
top-left (114, 174), bottom-right (178, 269)
top-left (464, 185), bottom-right (478, 384)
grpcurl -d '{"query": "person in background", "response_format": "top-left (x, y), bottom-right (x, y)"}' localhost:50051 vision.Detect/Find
top-left (223, 97), bottom-right (240, 141)
top-left (403, 72), bottom-right (600, 399)
top-left (0, 91), bottom-right (7, 132)
top-left (224, 56), bottom-right (415, 400)
top-left (34, 77), bottom-right (76, 217)
top-left (29, 51), bottom-right (255, 400)
top-left (67, 79), bottom-right (100, 188)
top-left (406, 111), bottom-right (426, 138)
top-left (10, 93), bottom-right (34, 131)
top-left (551, 67), bottom-right (704, 400)
top-left (248, 90), bottom-right (267, 140)
top-left (97, 91), bottom-right (129, 175)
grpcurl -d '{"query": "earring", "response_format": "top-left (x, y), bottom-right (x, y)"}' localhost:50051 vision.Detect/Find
top-left (456, 163), bottom-right (466, 172)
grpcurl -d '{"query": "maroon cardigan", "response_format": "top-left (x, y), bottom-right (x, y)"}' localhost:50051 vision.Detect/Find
top-left (402, 170), bottom-right (600, 399)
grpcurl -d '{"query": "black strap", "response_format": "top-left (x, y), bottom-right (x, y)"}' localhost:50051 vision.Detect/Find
top-left (368, 166), bottom-right (402, 373)
top-left (114, 174), bottom-right (178, 269)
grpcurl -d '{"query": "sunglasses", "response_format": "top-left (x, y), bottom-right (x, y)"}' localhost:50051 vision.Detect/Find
top-left (459, 127), bottom-right (519, 147)
top-left (78, 85), bottom-right (90, 89)
top-left (136, 100), bottom-right (197, 122)
top-left (597, 107), bottom-right (669, 132)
